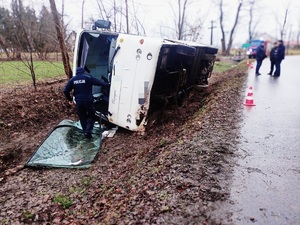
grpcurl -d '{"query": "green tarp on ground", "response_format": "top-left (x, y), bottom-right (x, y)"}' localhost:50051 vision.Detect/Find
top-left (25, 119), bottom-right (102, 169)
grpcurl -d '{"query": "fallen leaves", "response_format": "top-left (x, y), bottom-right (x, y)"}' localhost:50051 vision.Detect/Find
top-left (0, 63), bottom-right (249, 224)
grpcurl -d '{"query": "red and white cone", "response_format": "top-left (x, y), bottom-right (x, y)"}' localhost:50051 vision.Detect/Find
top-left (247, 86), bottom-right (253, 96)
top-left (246, 60), bottom-right (250, 66)
top-left (243, 86), bottom-right (256, 106)
top-left (246, 60), bottom-right (253, 69)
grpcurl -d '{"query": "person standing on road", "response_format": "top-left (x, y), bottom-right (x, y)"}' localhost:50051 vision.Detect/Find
top-left (267, 42), bottom-right (278, 75)
top-left (63, 67), bottom-right (109, 139)
top-left (255, 41), bottom-right (267, 76)
top-left (274, 40), bottom-right (285, 77)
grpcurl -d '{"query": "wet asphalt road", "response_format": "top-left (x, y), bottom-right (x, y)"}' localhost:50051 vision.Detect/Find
top-left (217, 55), bottom-right (300, 225)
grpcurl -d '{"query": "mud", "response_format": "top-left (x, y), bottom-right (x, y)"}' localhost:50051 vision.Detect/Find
top-left (0, 62), bottom-right (248, 224)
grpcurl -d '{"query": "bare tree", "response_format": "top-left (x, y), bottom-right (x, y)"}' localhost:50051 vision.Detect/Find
top-left (0, 37), bottom-right (10, 58)
top-left (163, 0), bottom-right (204, 41)
top-left (49, 0), bottom-right (72, 79)
top-left (11, 0), bottom-right (38, 89)
top-left (95, 0), bottom-right (123, 32)
top-left (297, 20), bottom-right (300, 48)
top-left (286, 24), bottom-right (292, 54)
top-left (81, 0), bottom-right (85, 29)
top-left (94, 0), bottom-right (145, 35)
top-left (218, 0), bottom-right (243, 55)
top-left (113, 0), bottom-right (117, 31)
top-left (125, 0), bottom-right (129, 33)
top-left (0, 7), bottom-right (13, 59)
top-left (130, 1), bottom-right (146, 36)
top-left (176, 0), bottom-right (188, 40)
top-left (280, 9), bottom-right (288, 40)
top-left (248, 0), bottom-right (257, 41)
top-left (248, 0), bottom-right (254, 41)
top-left (34, 5), bottom-right (60, 60)
top-left (273, 2), bottom-right (290, 41)
top-left (247, 0), bottom-right (260, 42)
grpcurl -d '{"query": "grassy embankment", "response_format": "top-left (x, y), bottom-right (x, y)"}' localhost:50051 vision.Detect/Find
top-left (0, 60), bottom-right (233, 85)
top-left (0, 61), bottom-right (66, 85)
top-left (212, 61), bottom-right (233, 72)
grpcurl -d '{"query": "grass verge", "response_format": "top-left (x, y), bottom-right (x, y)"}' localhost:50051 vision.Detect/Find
top-left (0, 61), bottom-right (67, 85)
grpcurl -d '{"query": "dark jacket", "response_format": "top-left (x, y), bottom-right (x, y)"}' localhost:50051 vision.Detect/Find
top-left (270, 47), bottom-right (278, 61)
top-left (63, 67), bottom-right (109, 102)
top-left (256, 45), bottom-right (267, 61)
top-left (276, 44), bottom-right (285, 61)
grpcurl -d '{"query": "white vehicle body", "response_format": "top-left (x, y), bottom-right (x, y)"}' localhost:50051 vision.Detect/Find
top-left (72, 28), bottom-right (218, 132)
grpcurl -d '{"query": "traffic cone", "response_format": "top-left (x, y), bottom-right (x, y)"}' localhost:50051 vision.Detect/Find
top-left (243, 86), bottom-right (256, 106)
top-left (247, 86), bottom-right (253, 96)
top-left (246, 60), bottom-right (253, 69)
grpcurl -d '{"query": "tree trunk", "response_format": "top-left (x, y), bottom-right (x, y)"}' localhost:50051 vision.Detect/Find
top-left (0, 38), bottom-right (10, 59)
top-left (15, 0), bottom-right (37, 89)
top-left (219, 0), bottom-right (226, 54)
top-left (280, 9), bottom-right (288, 41)
top-left (125, 0), bottom-right (129, 33)
top-left (248, 0), bottom-right (254, 42)
top-left (226, 1), bottom-right (242, 55)
top-left (49, 0), bottom-right (72, 79)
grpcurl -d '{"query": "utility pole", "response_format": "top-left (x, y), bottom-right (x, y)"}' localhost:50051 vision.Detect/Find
top-left (125, 0), bottom-right (129, 34)
top-left (208, 20), bottom-right (216, 45)
top-left (81, 0), bottom-right (85, 29)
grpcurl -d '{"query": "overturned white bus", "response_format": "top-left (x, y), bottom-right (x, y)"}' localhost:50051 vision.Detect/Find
top-left (72, 20), bottom-right (218, 132)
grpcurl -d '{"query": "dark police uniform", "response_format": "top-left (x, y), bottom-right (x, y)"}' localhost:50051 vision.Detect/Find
top-left (63, 67), bottom-right (109, 139)
top-left (255, 42), bottom-right (267, 75)
top-left (268, 43), bottom-right (278, 75)
top-left (274, 40), bottom-right (285, 77)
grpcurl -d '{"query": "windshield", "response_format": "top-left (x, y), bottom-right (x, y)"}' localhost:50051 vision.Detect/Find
top-left (250, 40), bottom-right (261, 46)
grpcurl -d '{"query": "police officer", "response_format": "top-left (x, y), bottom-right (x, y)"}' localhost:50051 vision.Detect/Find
top-left (274, 40), bottom-right (285, 77)
top-left (268, 42), bottom-right (278, 75)
top-left (255, 41), bottom-right (267, 76)
top-left (63, 67), bottom-right (109, 139)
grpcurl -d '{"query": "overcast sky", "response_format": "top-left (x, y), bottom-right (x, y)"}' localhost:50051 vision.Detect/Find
top-left (1, 0), bottom-right (299, 47)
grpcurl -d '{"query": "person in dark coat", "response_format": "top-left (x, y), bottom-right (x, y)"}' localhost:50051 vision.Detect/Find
top-left (63, 67), bottom-right (109, 139)
top-left (273, 40), bottom-right (285, 77)
top-left (267, 42), bottom-right (278, 75)
top-left (255, 41), bottom-right (267, 76)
